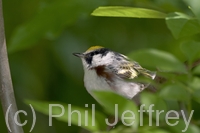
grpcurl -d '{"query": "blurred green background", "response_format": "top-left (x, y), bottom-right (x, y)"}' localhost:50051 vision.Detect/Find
top-left (1, 0), bottom-right (199, 133)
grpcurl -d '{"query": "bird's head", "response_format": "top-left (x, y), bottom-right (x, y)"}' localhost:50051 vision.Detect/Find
top-left (73, 46), bottom-right (113, 69)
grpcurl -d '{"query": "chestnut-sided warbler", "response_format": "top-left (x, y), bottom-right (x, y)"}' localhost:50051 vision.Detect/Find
top-left (73, 46), bottom-right (156, 101)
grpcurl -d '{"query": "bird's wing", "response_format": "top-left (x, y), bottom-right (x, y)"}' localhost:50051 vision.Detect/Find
top-left (115, 62), bottom-right (139, 79)
top-left (106, 53), bottom-right (156, 80)
top-left (105, 54), bottom-right (140, 80)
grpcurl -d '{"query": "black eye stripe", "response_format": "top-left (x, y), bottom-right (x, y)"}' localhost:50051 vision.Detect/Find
top-left (89, 48), bottom-right (109, 57)
top-left (94, 51), bottom-right (99, 55)
top-left (85, 55), bottom-right (93, 65)
top-left (90, 52), bottom-right (94, 56)
top-left (84, 48), bottom-right (109, 65)
top-left (99, 48), bottom-right (109, 57)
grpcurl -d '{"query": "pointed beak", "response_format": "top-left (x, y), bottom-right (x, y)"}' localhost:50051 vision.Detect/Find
top-left (73, 53), bottom-right (84, 58)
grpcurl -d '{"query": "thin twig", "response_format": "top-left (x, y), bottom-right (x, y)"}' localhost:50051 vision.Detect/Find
top-left (0, 1), bottom-right (24, 133)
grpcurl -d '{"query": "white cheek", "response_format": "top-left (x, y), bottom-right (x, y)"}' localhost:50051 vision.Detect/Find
top-left (81, 59), bottom-right (89, 69)
top-left (92, 52), bottom-right (114, 66)
top-left (92, 54), bottom-right (102, 66)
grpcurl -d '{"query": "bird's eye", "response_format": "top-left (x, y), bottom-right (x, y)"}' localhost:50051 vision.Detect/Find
top-left (90, 52), bottom-right (94, 56)
top-left (95, 51), bottom-right (99, 55)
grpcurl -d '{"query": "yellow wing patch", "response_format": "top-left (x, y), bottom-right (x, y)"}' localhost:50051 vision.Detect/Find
top-left (117, 63), bottom-right (139, 79)
top-left (86, 46), bottom-right (104, 53)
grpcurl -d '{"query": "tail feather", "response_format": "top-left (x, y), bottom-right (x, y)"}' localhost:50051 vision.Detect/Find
top-left (140, 68), bottom-right (156, 79)
top-left (132, 61), bottom-right (156, 79)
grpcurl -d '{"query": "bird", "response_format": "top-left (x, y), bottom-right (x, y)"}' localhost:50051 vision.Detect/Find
top-left (73, 46), bottom-right (156, 101)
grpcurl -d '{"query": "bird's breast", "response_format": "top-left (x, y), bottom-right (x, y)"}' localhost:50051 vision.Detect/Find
top-left (84, 69), bottom-right (111, 92)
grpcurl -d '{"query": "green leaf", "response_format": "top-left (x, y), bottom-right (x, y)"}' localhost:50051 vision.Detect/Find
top-left (193, 65), bottom-right (200, 75)
top-left (140, 129), bottom-right (171, 133)
top-left (138, 125), bottom-right (172, 133)
top-left (159, 84), bottom-right (189, 102)
top-left (168, 120), bottom-right (200, 133)
top-left (25, 100), bottom-right (107, 132)
top-left (94, 126), bottom-right (134, 133)
top-left (91, 6), bottom-right (166, 18)
top-left (92, 90), bottom-right (139, 130)
top-left (180, 41), bottom-right (200, 63)
top-left (140, 92), bottom-right (167, 121)
top-left (184, 0), bottom-right (200, 19)
top-left (190, 77), bottom-right (200, 90)
top-left (190, 77), bottom-right (200, 103)
top-left (148, 130), bottom-right (170, 133)
top-left (166, 12), bottom-right (200, 39)
top-left (192, 89), bottom-right (200, 103)
top-left (128, 49), bottom-right (187, 73)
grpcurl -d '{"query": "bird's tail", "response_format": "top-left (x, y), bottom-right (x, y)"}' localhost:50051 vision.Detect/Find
top-left (132, 61), bottom-right (156, 79)
top-left (139, 68), bottom-right (156, 79)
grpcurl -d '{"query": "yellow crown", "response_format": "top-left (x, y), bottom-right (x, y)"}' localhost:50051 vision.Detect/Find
top-left (86, 46), bottom-right (104, 53)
